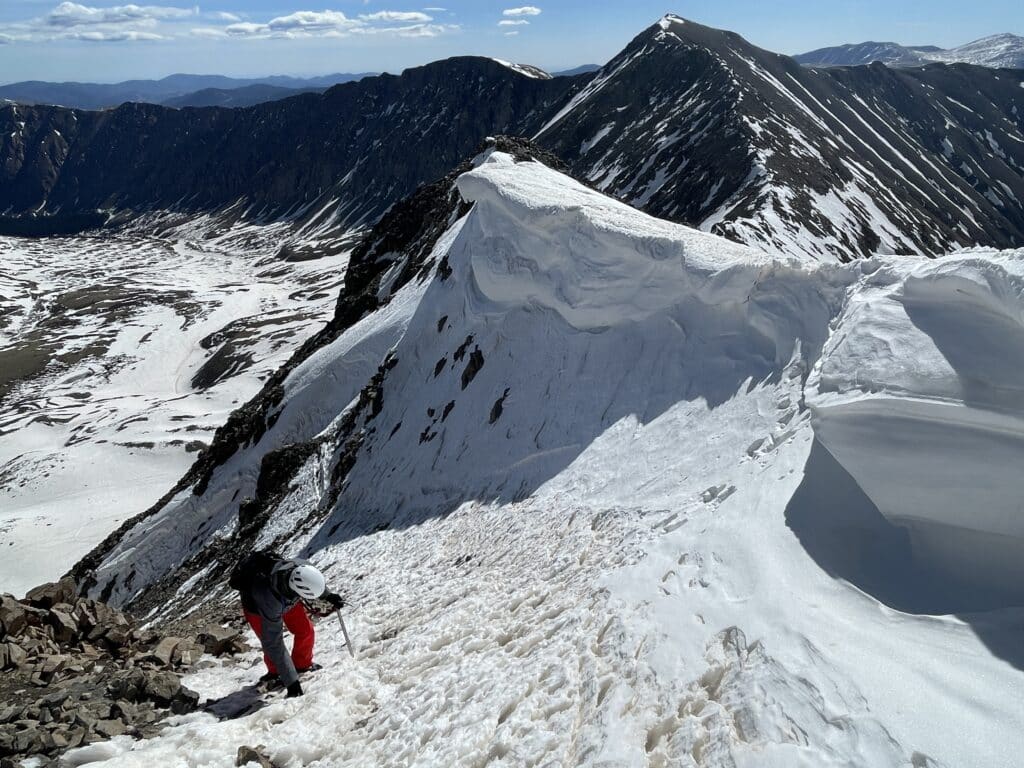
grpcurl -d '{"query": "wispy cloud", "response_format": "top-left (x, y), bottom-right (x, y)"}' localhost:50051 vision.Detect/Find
top-left (0, 1), bottom-right (197, 42)
top-left (360, 11), bottom-right (432, 23)
top-left (45, 2), bottom-right (193, 28)
top-left (1, 3), bottom-right (458, 43)
top-left (502, 6), bottom-right (541, 17)
top-left (65, 28), bottom-right (165, 41)
top-left (498, 19), bottom-right (528, 26)
top-left (504, 30), bottom-right (519, 36)
top-left (195, 10), bottom-right (456, 40)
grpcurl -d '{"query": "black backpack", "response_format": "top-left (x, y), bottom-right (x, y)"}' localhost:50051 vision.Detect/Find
top-left (229, 549), bottom-right (282, 593)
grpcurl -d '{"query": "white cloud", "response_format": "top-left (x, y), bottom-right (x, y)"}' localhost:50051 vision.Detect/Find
top-left (211, 9), bottom-right (456, 40)
top-left (266, 10), bottom-right (358, 33)
top-left (503, 30), bottom-right (518, 36)
top-left (502, 6), bottom-right (540, 17)
top-left (46, 2), bottom-right (194, 28)
top-left (0, 2), bottom-right (201, 43)
top-left (422, 6), bottom-right (446, 10)
top-left (189, 25), bottom-right (226, 38)
top-left (498, 19), bottom-right (528, 26)
top-left (2, 3), bottom-right (456, 44)
top-left (65, 28), bottom-right (164, 40)
top-left (359, 11), bottom-right (432, 23)
top-left (223, 20), bottom-right (265, 36)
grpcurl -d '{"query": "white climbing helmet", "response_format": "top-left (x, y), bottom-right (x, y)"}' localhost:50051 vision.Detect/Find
top-left (288, 564), bottom-right (327, 601)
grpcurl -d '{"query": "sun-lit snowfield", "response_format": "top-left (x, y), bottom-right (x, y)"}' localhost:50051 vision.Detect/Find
top-left (0, 228), bottom-right (350, 596)
top-left (61, 153), bottom-right (1024, 767)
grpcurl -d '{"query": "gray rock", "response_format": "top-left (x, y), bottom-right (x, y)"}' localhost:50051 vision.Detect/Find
top-left (172, 640), bottom-right (204, 667)
top-left (142, 671), bottom-right (182, 705)
top-left (0, 595), bottom-right (28, 637)
top-left (23, 578), bottom-right (77, 610)
top-left (106, 669), bottom-right (147, 702)
top-left (95, 719), bottom-right (126, 739)
top-left (197, 625), bottom-right (243, 656)
top-left (147, 636), bottom-right (181, 667)
top-left (5, 643), bottom-right (30, 669)
top-left (48, 610), bottom-right (78, 644)
top-left (236, 745), bottom-right (275, 767)
top-left (12, 721), bottom-right (41, 754)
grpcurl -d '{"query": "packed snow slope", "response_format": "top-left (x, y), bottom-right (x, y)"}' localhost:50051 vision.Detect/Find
top-left (0, 223), bottom-right (351, 596)
top-left (74, 146), bottom-right (1024, 767)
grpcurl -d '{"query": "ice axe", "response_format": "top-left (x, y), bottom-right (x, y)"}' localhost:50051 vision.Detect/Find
top-left (336, 609), bottom-right (356, 658)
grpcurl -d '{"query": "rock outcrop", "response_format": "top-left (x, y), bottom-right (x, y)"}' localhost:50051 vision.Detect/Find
top-left (0, 578), bottom-right (249, 763)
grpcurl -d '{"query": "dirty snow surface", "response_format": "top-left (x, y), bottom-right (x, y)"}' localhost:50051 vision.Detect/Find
top-left (0, 228), bottom-right (349, 596)
top-left (66, 154), bottom-right (1024, 767)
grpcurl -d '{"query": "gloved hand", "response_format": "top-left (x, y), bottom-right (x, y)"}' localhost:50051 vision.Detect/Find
top-left (286, 680), bottom-right (304, 698)
top-left (323, 592), bottom-right (345, 609)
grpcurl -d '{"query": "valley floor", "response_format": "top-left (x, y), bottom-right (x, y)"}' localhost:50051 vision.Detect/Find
top-left (0, 229), bottom-right (349, 596)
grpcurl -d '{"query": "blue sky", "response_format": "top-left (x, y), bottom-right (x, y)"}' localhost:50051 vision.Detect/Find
top-left (0, 0), bottom-right (1021, 83)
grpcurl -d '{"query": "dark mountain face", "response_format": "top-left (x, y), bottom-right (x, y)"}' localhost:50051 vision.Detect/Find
top-left (538, 16), bottom-right (1024, 259)
top-left (0, 72), bottom-right (375, 111)
top-left (0, 59), bottom-right (584, 233)
top-left (160, 85), bottom-right (325, 109)
top-left (1, 19), bottom-right (1023, 260)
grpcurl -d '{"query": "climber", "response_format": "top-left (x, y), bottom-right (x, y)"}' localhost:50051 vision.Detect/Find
top-left (229, 551), bottom-right (345, 698)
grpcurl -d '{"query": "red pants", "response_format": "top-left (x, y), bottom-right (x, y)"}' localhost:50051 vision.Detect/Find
top-left (244, 603), bottom-right (315, 674)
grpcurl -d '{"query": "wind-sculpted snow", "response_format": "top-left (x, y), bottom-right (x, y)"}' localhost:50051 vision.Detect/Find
top-left (806, 249), bottom-right (1024, 600)
top-left (75, 151), bottom-right (1024, 766)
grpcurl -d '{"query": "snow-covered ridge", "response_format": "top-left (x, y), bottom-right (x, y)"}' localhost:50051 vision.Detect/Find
top-left (73, 151), bottom-right (1024, 766)
top-left (456, 152), bottom-right (773, 330)
top-left (797, 33), bottom-right (1024, 69)
top-left (489, 58), bottom-right (552, 80)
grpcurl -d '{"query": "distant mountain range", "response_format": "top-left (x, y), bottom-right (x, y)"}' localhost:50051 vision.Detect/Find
top-left (796, 33), bottom-right (1024, 68)
top-left (0, 72), bottom-right (376, 110)
top-left (2, 18), bottom-right (1023, 261)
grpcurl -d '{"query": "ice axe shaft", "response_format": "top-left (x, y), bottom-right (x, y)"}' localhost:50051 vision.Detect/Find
top-left (336, 609), bottom-right (355, 658)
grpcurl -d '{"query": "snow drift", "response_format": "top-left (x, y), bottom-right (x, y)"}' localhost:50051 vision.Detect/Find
top-left (807, 252), bottom-right (1024, 601)
top-left (70, 147), bottom-right (1024, 766)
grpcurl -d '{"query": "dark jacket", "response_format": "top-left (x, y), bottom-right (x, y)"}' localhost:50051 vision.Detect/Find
top-left (243, 559), bottom-right (302, 686)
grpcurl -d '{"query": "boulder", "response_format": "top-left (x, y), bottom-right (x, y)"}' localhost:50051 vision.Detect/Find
top-left (172, 640), bottom-right (204, 667)
top-left (142, 671), bottom-right (183, 706)
top-left (107, 669), bottom-right (147, 702)
top-left (147, 636), bottom-right (182, 667)
top-left (48, 610), bottom-right (79, 644)
top-left (5, 643), bottom-right (27, 669)
top-left (12, 722), bottom-right (42, 755)
top-left (95, 719), bottom-right (126, 739)
top-left (197, 625), bottom-right (244, 656)
top-left (24, 578), bottom-right (77, 610)
top-left (0, 596), bottom-right (28, 638)
top-left (236, 745), bottom-right (275, 768)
